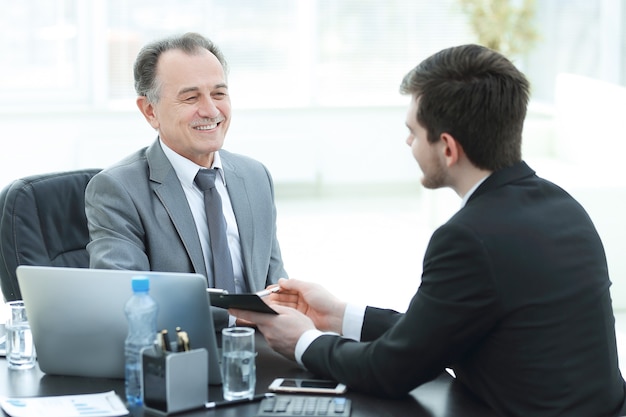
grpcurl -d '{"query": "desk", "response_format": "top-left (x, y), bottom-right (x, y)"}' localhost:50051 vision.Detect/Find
top-left (0, 334), bottom-right (494, 416)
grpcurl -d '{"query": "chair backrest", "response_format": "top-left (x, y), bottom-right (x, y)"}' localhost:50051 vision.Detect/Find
top-left (0, 169), bottom-right (101, 301)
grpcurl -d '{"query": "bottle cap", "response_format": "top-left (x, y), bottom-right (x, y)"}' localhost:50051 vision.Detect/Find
top-left (131, 276), bottom-right (150, 292)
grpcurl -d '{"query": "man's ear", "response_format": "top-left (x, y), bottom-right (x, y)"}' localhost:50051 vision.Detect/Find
top-left (136, 96), bottom-right (159, 130)
top-left (440, 133), bottom-right (463, 167)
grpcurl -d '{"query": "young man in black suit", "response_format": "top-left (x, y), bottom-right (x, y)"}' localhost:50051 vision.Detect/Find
top-left (233, 44), bottom-right (626, 416)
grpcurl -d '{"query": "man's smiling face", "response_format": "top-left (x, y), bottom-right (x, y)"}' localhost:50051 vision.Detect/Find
top-left (138, 47), bottom-right (231, 167)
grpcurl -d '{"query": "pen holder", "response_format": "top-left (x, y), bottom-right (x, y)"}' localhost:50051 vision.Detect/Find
top-left (142, 348), bottom-right (208, 415)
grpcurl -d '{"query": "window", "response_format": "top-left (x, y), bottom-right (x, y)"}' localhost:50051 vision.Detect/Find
top-left (0, 0), bottom-right (88, 107)
top-left (0, 0), bottom-right (624, 111)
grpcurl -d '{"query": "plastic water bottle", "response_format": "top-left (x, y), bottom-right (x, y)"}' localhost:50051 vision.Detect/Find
top-left (124, 276), bottom-right (158, 407)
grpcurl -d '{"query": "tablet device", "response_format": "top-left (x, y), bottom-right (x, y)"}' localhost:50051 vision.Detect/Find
top-left (208, 291), bottom-right (278, 314)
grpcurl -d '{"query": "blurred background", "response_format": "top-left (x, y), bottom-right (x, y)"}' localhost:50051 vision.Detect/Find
top-left (0, 0), bottom-right (625, 318)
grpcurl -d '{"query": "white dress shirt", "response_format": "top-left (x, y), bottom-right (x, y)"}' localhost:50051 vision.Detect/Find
top-left (159, 139), bottom-right (247, 293)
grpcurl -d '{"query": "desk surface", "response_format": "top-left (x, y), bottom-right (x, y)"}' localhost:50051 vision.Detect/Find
top-left (0, 334), bottom-right (494, 417)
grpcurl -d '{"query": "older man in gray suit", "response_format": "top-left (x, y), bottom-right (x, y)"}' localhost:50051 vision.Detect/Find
top-left (85, 33), bottom-right (288, 329)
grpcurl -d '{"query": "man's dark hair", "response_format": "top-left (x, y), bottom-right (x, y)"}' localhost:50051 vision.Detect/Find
top-left (400, 44), bottom-right (530, 171)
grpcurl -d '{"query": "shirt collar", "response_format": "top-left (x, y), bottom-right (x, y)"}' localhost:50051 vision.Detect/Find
top-left (159, 138), bottom-right (226, 187)
top-left (461, 174), bottom-right (490, 208)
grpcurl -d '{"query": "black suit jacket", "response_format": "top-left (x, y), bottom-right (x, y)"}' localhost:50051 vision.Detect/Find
top-left (302, 162), bottom-right (626, 417)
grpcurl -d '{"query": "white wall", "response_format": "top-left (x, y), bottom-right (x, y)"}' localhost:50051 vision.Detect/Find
top-left (550, 74), bottom-right (626, 309)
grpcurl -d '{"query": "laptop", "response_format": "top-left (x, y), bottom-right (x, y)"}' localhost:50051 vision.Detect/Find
top-left (16, 265), bottom-right (222, 385)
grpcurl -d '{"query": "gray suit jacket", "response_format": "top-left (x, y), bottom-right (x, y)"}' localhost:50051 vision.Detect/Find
top-left (85, 139), bottom-right (288, 328)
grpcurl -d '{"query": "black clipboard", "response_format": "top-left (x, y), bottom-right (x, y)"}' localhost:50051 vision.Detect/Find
top-left (208, 292), bottom-right (278, 314)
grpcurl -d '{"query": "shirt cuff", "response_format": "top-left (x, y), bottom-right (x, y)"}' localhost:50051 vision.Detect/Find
top-left (295, 329), bottom-right (325, 367)
top-left (294, 303), bottom-right (366, 368)
top-left (342, 303), bottom-right (366, 341)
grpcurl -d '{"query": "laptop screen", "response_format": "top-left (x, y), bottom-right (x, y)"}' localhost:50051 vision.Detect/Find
top-left (16, 265), bottom-right (222, 385)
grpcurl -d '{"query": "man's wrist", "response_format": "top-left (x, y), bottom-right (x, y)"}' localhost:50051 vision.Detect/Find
top-left (295, 329), bottom-right (330, 367)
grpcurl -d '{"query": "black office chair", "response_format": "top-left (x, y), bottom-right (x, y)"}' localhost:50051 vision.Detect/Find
top-left (0, 169), bottom-right (101, 301)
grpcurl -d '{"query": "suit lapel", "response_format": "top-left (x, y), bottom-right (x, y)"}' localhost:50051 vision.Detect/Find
top-left (146, 141), bottom-right (209, 278)
top-left (221, 153), bottom-right (256, 291)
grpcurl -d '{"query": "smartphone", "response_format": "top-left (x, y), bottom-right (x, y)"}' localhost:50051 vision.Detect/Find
top-left (268, 378), bottom-right (347, 394)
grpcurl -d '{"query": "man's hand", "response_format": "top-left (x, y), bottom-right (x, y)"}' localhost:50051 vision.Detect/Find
top-left (267, 278), bottom-right (347, 334)
top-left (230, 305), bottom-right (315, 361)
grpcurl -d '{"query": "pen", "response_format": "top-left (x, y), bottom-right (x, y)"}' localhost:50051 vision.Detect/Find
top-left (206, 288), bottom-right (229, 294)
top-left (159, 329), bottom-right (171, 352)
top-left (205, 393), bottom-right (275, 409)
top-left (175, 327), bottom-right (190, 352)
top-left (256, 286), bottom-right (281, 298)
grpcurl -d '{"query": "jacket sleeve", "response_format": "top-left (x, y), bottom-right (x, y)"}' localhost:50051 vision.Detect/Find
top-left (262, 163), bottom-right (288, 285)
top-left (301, 223), bottom-right (500, 398)
top-left (85, 171), bottom-right (151, 271)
